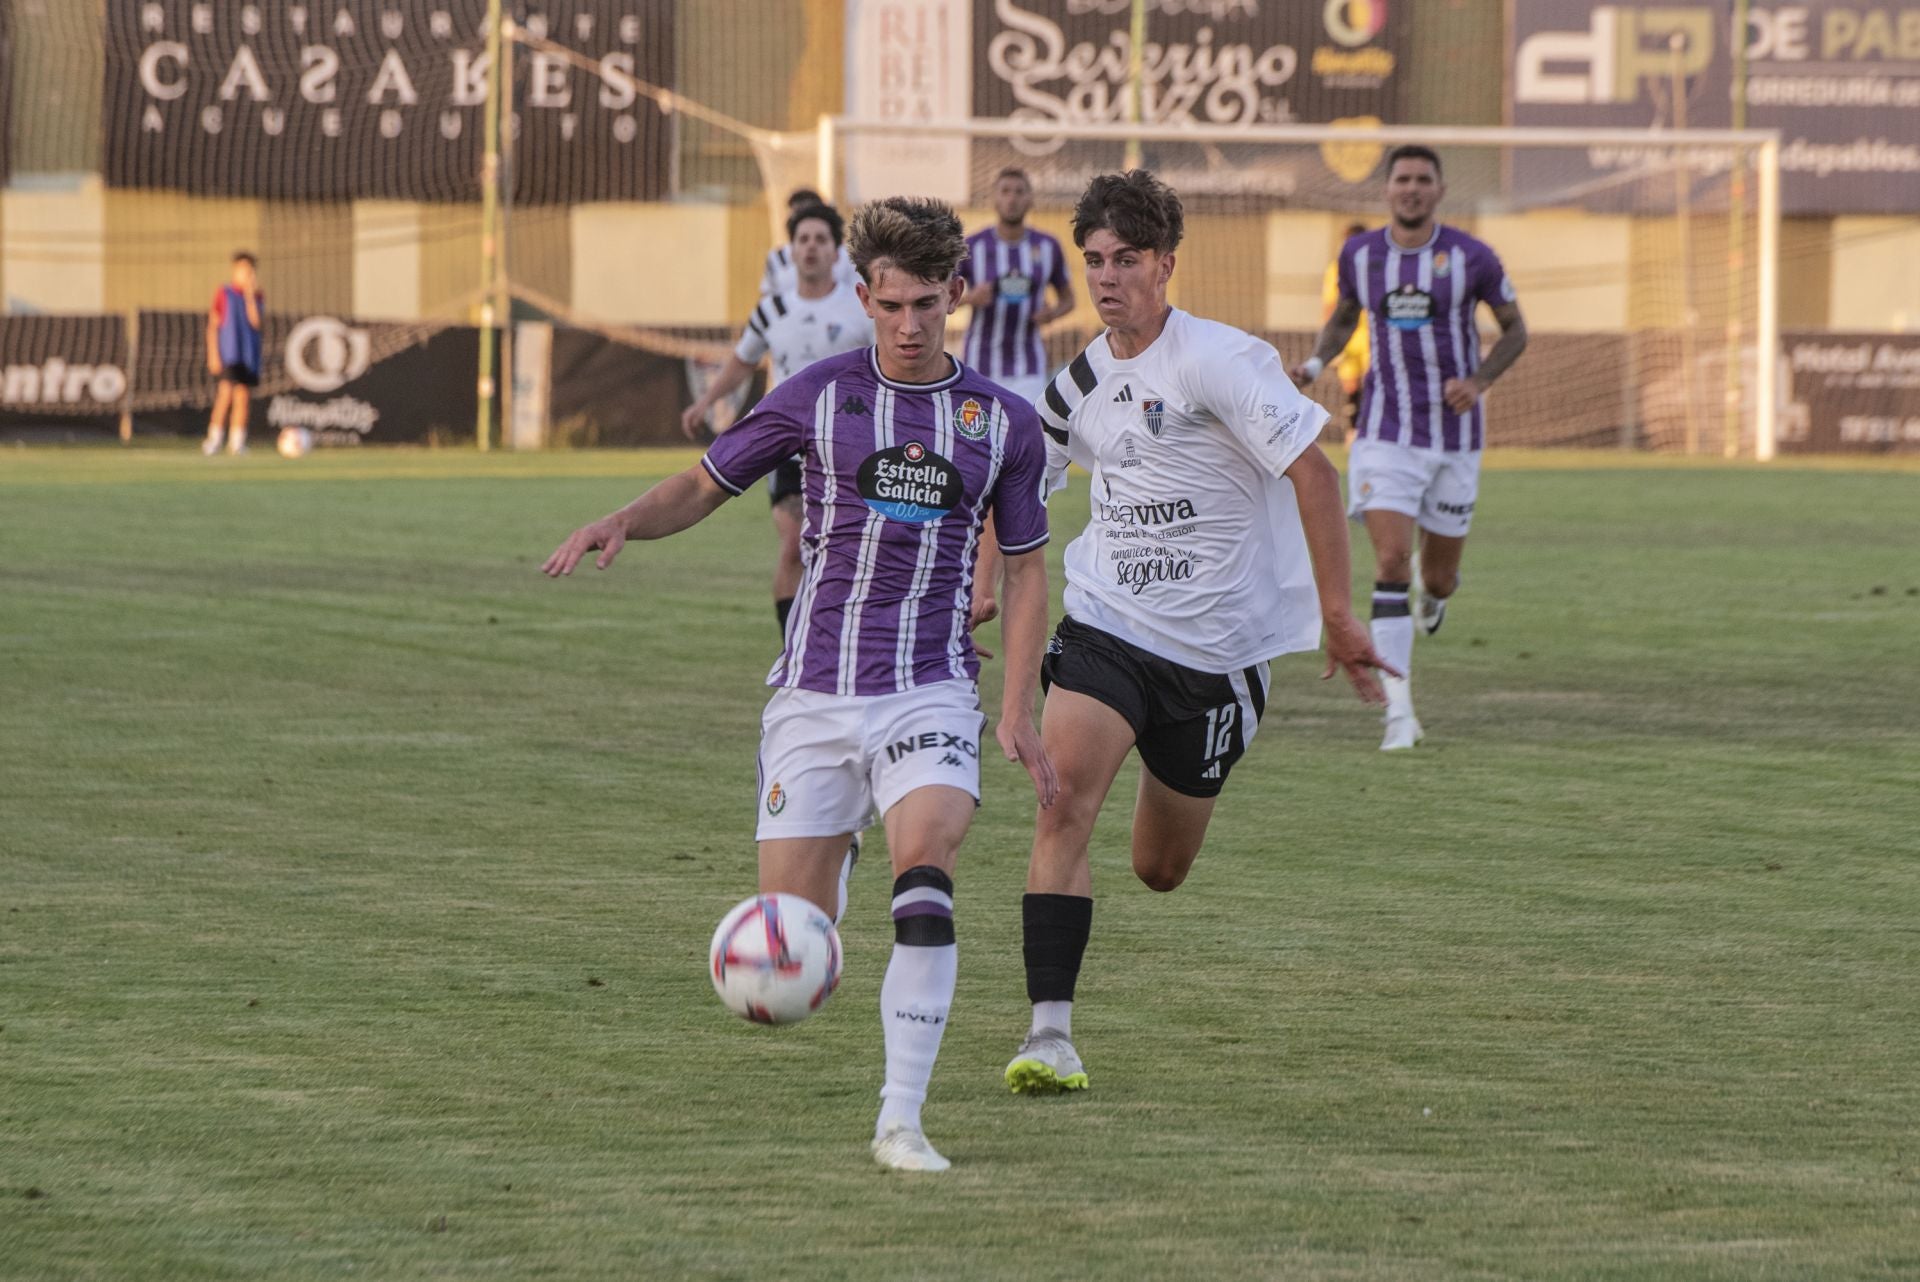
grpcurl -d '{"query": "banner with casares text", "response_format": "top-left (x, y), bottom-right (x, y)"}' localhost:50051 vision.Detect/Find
top-left (104, 0), bottom-right (674, 202)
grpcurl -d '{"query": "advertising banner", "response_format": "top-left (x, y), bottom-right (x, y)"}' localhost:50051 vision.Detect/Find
top-left (844, 0), bottom-right (973, 203)
top-left (0, 316), bottom-right (131, 437)
top-left (967, 0), bottom-right (1407, 203)
top-left (1510, 2), bottom-right (1920, 215)
top-left (132, 311), bottom-right (483, 444)
top-left (105, 0), bottom-right (673, 202)
top-left (1778, 331), bottom-right (1920, 451)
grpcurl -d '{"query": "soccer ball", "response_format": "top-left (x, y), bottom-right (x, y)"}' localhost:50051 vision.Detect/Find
top-left (708, 893), bottom-right (841, 1025)
top-left (276, 426), bottom-right (314, 458)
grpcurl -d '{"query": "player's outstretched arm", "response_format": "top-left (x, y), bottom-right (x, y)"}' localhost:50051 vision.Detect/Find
top-left (1292, 296), bottom-right (1364, 387)
top-left (542, 464), bottom-right (732, 577)
top-left (994, 547), bottom-right (1058, 809)
top-left (1282, 443), bottom-right (1399, 704)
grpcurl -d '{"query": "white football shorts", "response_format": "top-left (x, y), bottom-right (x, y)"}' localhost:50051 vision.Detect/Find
top-left (1346, 436), bottom-right (1483, 539)
top-left (754, 681), bottom-right (988, 841)
top-left (991, 373), bottom-right (1048, 407)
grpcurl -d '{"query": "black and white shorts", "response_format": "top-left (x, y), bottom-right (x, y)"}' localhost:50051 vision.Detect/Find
top-left (1040, 614), bottom-right (1270, 799)
top-left (767, 455), bottom-right (803, 506)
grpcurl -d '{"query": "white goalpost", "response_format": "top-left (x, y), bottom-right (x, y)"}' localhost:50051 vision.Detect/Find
top-left (814, 117), bottom-right (1782, 460)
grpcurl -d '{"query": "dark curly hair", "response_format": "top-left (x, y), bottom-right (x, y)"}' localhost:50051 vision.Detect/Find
top-left (786, 202), bottom-right (845, 248)
top-left (847, 196), bottom-right (968, 285)
top-left (1071, 170), bottom-right (1184, 254)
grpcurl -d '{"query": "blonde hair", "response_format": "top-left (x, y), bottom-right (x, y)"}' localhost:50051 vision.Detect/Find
top-left (847, 197), bottom-right (967, 285)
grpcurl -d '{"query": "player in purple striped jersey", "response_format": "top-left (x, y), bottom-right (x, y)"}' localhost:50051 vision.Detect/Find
top-left (961, 168), bottom-right (1075, 407)
top-left (1293, 145), bottom-right (1529, 751)
top-left (544, 197), bottom-right (1058, 1175)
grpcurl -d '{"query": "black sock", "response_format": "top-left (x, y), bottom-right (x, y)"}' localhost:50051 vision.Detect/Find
top-left (774, 596), bottom-right (795, 634)
top-left (1022, 893), bottom-right (1093, 1003)
top-left (1372, 580), bottom-right (1411, 619)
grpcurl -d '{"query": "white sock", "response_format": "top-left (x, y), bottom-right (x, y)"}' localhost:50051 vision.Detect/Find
top-left (1371, 580), bottom-right (1414, 704)
top-left (1031, 1000), bottom-right (1072, 1038)
top-left (876, 868), bottom-right (956, 1139)
top-left (833, 847), bottom-right (854, 925)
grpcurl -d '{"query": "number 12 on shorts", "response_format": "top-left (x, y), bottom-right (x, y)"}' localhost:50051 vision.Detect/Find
top-left (1203, 704), bottom-right (1237, 761)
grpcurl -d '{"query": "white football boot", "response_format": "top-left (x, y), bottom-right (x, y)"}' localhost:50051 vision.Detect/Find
top-left (871, 1124), bottom-right (951, 1173)
top-left (1380, 675), bottom-right (1423, 751)
top-left (1417, 593), bottom-right (1447, 637)
top-left (1003, 1028), bottom-right (1088, 1094)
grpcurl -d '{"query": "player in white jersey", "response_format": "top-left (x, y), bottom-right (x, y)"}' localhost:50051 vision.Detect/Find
top-left (762, 187), bottom-right (859, 297)
top-left (1003, 170), bottom-right (1395, 1096)
top-left (684, 203), bottom-right (874, 638)
top-left (1293, 145), bottom-right (1529, 750)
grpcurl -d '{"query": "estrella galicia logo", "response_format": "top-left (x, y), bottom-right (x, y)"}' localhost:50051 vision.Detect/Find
top-left (838, 394), bottom-right (870, 417)
top-left (1143, 397), bottom-right (1166, 438)
top-left (1386, 284), bottom-right (1435, 331)
top-left (857, 441), bottom-right (963, 525)
top-left (953, 397), bottom-right (988, 439)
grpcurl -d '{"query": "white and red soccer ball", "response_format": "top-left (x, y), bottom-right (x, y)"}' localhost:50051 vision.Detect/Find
top-left (708, 893), bottom-right (841, 1024)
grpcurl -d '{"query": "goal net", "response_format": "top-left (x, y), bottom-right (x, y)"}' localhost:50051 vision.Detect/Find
top-left (820, 118), bottom-right (1781, 459)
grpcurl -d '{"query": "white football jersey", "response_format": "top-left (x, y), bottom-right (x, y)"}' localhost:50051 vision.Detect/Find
top-left (734, 282), bottom-right (874, 386)
top-left (1038, 308), bottom-right (1331, 672)
top-left (761, 243), bottom-right (859, 297)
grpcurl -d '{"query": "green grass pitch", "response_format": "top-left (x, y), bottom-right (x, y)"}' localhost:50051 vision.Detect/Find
top-left (3, 446), bottom-right (1918, 1281)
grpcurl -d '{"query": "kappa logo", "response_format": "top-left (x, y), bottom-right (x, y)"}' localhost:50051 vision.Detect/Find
top-left (1112, 384), bottom-right (1134, 403)
top-left (1143, 397), bottom-right (1166, 438)
top-left (765, 782), bottom-right (787, 816)
top-left (838, 394), bottom-right (870, 417)
top-left (938, 752), bottom-right (964, 767)
top-left (953, 397), bottom-right (988, 439)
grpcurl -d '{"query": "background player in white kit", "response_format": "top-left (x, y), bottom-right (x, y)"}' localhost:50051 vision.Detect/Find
top-left (549, 197), bottom-right (1058, 1174)
top-left (761, 187), bottom-right (859, 296)
top-left (1004, 170), bottom-right (1395, 1095)
top-left (683, 203), bottom-right (873, 639)
top-left (961, 167), bottom-right (1075, 406)
top-left (1293, 145), bottom-right (1529, 750)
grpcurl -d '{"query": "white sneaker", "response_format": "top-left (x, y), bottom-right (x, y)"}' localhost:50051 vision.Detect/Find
top-left (1417, 593), bottom-right (1447, 637)
top-left (1381, 711), bottom-right (1424, 751)
top-left (1004, 1028), bottom-right (1088, 1094)
top-left (201, 433), bottom-right (223, 456)
top-left (871, 1124), bottom-right (951, 1173)
top-left (1380, 675), bottom-right (1423, 751)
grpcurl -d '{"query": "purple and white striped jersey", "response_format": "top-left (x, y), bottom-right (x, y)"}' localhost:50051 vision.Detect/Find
top-left (703, 348), bottom-right (1051, 697)
top-left (1338, 224), bottom-right (1515, 452)
top-left (962, 226), bottom-right (1070, 383)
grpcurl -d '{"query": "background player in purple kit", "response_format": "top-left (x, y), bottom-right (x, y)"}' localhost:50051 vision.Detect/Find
top-left (961, 167), bottom-right (1075, 407)
top-left (1293, 145), bottom-right (1528, 750)
top-left (544, 196), bottom-right (1057, 1176)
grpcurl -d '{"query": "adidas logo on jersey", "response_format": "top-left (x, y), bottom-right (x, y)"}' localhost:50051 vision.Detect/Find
top-left (1112, 385), bottom-right (1134, 403)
